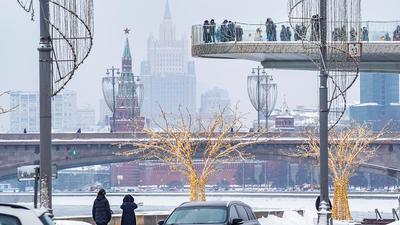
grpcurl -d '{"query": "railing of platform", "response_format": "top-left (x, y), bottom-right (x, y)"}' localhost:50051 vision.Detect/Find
top-left (192, 21), bottom-right (400, 45)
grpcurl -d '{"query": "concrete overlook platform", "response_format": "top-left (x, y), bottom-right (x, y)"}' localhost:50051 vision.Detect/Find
top-left (191, 21), bottom-right (400, 73)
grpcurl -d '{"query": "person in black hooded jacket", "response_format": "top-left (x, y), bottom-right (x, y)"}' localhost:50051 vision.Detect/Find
top-left (121, 194), bottom-right (138, 225)
top-left (92, 189), bottom-right (112, 225)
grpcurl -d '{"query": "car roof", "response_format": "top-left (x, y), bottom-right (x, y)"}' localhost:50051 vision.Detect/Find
top-left (179, 201), bottom-right (250, 208)
top-left (0, 203), bottom-right (48, 215)
top-left (0, 204), bottom-right (45, 225)
top-left (0, 203), bottom-right (30, 210)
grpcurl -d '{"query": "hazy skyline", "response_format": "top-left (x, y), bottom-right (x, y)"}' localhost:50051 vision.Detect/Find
top-left (1, 0), bottom-right (399, 130)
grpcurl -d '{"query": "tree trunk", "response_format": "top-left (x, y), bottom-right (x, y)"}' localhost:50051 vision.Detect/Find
top-left (188, 172), bottom-right (199, 201)
top-left (332, 176), bottom-right (352, 220)
top-left (198, 176), bottom-right (208, 201)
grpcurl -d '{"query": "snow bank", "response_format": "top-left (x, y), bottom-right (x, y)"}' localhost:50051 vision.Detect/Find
top-left (387, 221), bottom-right (400, 225)
top-left (258, 211), bottom-right (314, 225)
top-left (258, 210), bottom-right (362, 225)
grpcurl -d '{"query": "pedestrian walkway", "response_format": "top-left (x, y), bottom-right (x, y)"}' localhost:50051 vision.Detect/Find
top-left (191, 21), bottom-right (400, 73)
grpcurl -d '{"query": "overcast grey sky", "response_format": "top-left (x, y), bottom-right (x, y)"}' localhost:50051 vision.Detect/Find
top-left (0, 0), bottom-right (399, 129)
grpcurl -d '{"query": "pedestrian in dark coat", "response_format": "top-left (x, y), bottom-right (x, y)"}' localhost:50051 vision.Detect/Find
top-left (203, 20), bottom-right (210, 43)
top-left (280, 25), bottom-right (287, 41)
top-left (221, 20), bottom-right (228, 42)
top-left (121, 195), bottom-right (138, 225)
top-left (286, 27), bottom-right (292, 41)
top-left (210, 19), bottom-right (216, 43)
top-left (228, 21), bottom-right (236, 41)
top-left (92, 189), bottom-right (112, 225)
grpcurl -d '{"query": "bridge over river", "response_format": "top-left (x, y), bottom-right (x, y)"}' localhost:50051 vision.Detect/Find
top-left (0, 132), bottom-right (399, 180)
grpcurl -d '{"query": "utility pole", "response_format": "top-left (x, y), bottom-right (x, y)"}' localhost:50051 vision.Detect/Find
top-left (318, 0), bottom-right (332, 224)
top-left (39, 0), bottom-right (53, 210)
top-left (106, 67), bottom-right (120, 132)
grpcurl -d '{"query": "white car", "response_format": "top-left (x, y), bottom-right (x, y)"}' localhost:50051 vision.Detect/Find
top-left (0, 203), bottom-right (54, 225)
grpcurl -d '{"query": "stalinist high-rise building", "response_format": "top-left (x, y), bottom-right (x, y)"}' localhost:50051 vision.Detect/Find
top-left (141, 0), bottom-right (196, 126)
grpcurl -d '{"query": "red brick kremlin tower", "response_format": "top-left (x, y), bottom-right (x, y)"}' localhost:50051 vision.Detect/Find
top-left (107, 29), bottom-right (145, 132)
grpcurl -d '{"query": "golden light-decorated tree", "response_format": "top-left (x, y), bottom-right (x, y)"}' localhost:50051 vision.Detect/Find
top-left (121, 106), bottom-right (260, 201)
top-left (296, 125), bottom-right (385, 220)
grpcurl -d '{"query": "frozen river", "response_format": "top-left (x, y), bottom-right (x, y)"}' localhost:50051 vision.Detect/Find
top-left (1, 192), bottom-right (399, 220)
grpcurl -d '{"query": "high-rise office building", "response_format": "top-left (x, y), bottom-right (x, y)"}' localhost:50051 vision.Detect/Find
top-left (10, 90), bottom-right (78, 133)
top-left (199, 87), bottom-right (231, 120)
top-left (141, 0), bottom-right (196, 126)
top-left (350, 72), bottom-right (400, 131)
top-left (9, 91), bottom-right (39, 133)
top-left (52, 90), bottom-right (77, 132)
top-left (76, 106), bottom-right (96, 131)
top-left (99, 99), bottom-right (111, 126)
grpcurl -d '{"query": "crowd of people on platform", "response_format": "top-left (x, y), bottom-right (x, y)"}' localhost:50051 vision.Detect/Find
top-left (201, 18), bottom-right (400, 43)
top-left (201, 18), bottom-right (308, 43)
top-left (202, 19), bottom-right (243, 43)
top-left (279, 25), bottom-right (292, 41)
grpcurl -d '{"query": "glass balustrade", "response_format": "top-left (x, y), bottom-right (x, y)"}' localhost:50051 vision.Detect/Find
top-left (192, 21), bottom-right (400, 45)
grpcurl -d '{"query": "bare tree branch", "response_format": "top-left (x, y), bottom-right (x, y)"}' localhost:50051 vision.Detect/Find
top-left (120, 104), bottom-right (262, 201)
top-left (293, 124), bottom-right (386, 220)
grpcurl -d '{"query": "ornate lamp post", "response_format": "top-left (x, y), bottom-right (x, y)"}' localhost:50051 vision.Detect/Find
top-left (247, 67), bottom-right (278, 132)
top-left (262, 73), bottom-right (275, 131)
top-left (105, 67), bottom-right (120, 132)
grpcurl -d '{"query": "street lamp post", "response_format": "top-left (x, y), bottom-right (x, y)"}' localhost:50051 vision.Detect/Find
top-left (252, 66), bottom-right (266, 131)
top-left (39, 0), bottom-right (53, 211)
top-left (248, 68), bottom-right (277, 133)
top-left (264, 72), bottom-right (273, 132)
top-left (318, 0), bottom-right (332, 224)
top-left (106, 67), bottom-right (120, 132)
top-left (131, 75), bottom-right (140, 131)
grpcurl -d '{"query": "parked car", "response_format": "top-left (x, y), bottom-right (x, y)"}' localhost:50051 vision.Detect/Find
top-left (158, 201), bottom-right (261, 225)
top-left (0, 203), bottom-right (54, 225)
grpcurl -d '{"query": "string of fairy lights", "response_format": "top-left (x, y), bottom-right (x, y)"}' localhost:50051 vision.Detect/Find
top-left (16, 0), bottom-right (94, 96)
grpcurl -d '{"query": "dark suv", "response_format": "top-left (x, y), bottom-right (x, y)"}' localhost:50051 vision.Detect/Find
top-left (159, 201), bottom-right (260, 225)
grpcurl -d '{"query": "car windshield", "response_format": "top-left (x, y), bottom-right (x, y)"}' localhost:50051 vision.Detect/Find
top-left (165, 206), bottom-right (227, 225)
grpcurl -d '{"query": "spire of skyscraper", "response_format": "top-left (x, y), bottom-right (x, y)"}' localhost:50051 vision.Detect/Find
top-left (164, 0), bottom-right (172, 20)
top-left (159, 0), bottom-right (175, 41)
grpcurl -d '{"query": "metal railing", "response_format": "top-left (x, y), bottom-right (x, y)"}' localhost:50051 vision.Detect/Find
top-left (192, 21), bottom-right (400, 45)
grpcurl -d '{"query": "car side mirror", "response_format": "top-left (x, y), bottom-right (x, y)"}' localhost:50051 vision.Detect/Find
top-left (157, 220), bottom-right (165, 225)
top-left (232, 218), bottom-right (243, 225)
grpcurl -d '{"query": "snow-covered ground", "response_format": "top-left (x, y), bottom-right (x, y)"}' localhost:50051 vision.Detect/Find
top-left (5, 193), bottom-right (398, 219)
top-left (258, 211), bottom-right (365, 225)
top-left (259, 211), bottom-right (315, 225)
